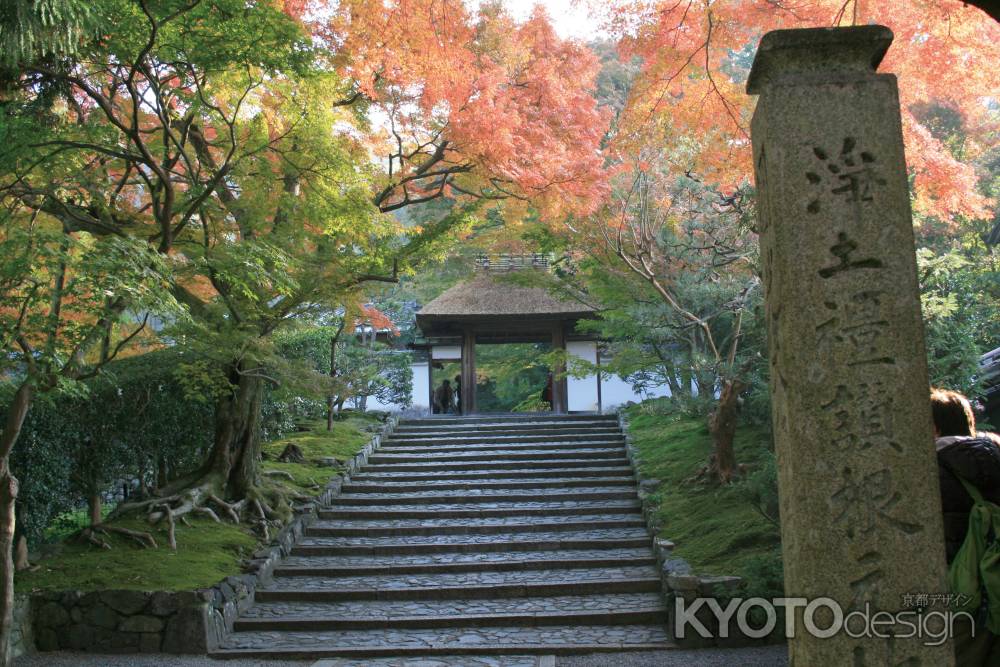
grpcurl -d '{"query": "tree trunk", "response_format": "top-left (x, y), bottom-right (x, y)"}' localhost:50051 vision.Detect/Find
top-left (203, 364), bottom-right (264, 499)
top-left (156, 457), bottom-right (168, 490)
top-left (88, 492), bottom-right (102, 527)
top-left (0, 380), bottom-right (32, 666)
top-left (327, 321), bottom-right (345, 431)
top-left (707, 378), bottom-right (745, 484)
top-left (12, 537), bottom-right (28, 574)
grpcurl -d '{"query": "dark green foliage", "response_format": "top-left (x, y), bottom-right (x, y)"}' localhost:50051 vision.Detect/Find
top-left (3, 349), bottom-right (213, 547)
top-left (0, 0), bottom-right (96, 68)
top-left (4, 390), bottom-right (74, 547)
top-left (273, 325), bottom-right (413, 415)
top-left (743, 451), bottom-right (780, 528)
top-left (739, 549), bottom-right (786, 600)
top-left (474, 343), bottom-right (552, 413)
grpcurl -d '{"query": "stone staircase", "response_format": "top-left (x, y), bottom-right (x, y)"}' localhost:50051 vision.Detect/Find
top-left (212, 413), bottom-right (672, 660)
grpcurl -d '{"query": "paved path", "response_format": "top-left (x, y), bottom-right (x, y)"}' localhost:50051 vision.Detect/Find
top-left (212, 414), bottom-right (673, 660)
top-left (14, 646), bottom-right (788, 666)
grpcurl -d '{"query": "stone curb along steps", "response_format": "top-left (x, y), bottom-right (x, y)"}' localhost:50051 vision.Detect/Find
top-left (617, 411), bottom-right (767, 649)
top-left (20, 416), bottom-right (401, 657)
top-left (211, 413), bottom-right (675, 660)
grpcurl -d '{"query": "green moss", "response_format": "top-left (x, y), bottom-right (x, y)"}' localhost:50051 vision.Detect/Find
top-left (624, 402), bottom-right (783, 595)
top-left (16, 518), bottom-right (256, 592)
top-left (261, 415), bottom-right (380, 494)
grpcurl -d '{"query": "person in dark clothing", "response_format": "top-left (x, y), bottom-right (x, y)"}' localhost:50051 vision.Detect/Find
top-left (454, 375), bottom-right (462, 414)
top-left (433, 380), bottom-right (453, 415)
top-left (932, 388), bottom-right (1000, 665)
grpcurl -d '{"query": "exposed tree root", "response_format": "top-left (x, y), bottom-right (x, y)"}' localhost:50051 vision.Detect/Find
top-left (77, 524), bottom-right (158, 550)
top-left (99, 472), bottom-right (310, 550)
top-left (156, 504), bottom-right (177, 550)
top-left (194, 506), bottom-right (222, 523)
top-left (208, 493), bottom-right (242, 523)
top-left (262, 470), bottom-right (295, 481)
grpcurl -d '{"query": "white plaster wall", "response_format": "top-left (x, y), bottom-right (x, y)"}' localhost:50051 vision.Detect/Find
top-left (431, 345), bottom-right (461, 360)
top-left (365, 359), bottom-right (672, 414)
top-left (364, 360), bottom-right (429, 413)
top-left (599, 373), bottom-right (671, 411)
top-left (566, 341), bottom-right (599, 412)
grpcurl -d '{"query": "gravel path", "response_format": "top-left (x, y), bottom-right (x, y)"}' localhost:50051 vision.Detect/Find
top-left (13, 646), bottom-right (788, 667)
top-left (557, 646), bottom-right (788, 666)
top-left (13, 654), bottom-right (308, 667)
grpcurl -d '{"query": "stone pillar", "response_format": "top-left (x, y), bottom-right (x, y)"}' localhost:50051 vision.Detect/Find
top-left (551, 323), bottom-right (568, 414)
top-left (460, 329), bottom-right (476, 415)
top-left (426, 348), bottom-right (434, 416)
top-left (748, 26), bottom-right (952, 665)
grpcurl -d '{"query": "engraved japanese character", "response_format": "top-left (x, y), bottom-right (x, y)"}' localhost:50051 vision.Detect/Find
top-left (831, 467), bottom-right (924, 539)
top-left (819, 232), bottom-right (884, 278)
top-left (806, 137), bottom-right (887, 214)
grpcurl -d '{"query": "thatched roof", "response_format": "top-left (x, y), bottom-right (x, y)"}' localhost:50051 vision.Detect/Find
top-left (417, 273), bottom-right (595, 322)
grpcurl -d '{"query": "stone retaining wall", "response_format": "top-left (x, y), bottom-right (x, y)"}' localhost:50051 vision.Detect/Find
top-left (617, 410), bottom-right (777, 648)
top-left (24, 415), bottom-right (399, 655)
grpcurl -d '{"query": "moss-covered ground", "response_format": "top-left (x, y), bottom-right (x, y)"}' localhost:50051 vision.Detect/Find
top-left (260, 415), bottom-right (380, 494)
top-left (624, 401), bottom-right (784, 597)
top-left (16, 413), bottom-right (381, 593)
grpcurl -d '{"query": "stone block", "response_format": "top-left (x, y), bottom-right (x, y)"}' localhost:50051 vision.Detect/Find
top-left (698, 575), bottom-right (743, 597)
top-left (665, 574), bottom-right (701, 591)
top-left (109, 631), bottom-right (140, 650)
top-left (35, 601), bottom-right (70, 628)
top-left (149, 591), bottom-right (179, 617)
top-left (120, 614), bottom-right (165, 633)
top-left (162, 605), bottom-right (209, 654)
top-left (83, 603), bottom-right (119, 630)
top-left (35, 627), bottom-right (58, 652)
top-left (139, 632), bottom-right (162, 653)
top-left (65, 623), bottom-right (106, 650)
top-left (654, 538), bottom-right (675, 553)
top-left (662, 557), bottom-right (692, 575)
top-left (100, 590), bottom-right (148, 615)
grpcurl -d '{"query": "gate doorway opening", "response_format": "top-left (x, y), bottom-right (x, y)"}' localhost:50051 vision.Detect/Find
top-left (474, 342), bottom-right (553, 414)
top-left (429, 360), bottom-right (461, 415)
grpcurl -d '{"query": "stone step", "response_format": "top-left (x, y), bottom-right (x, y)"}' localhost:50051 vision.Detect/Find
top-left (235, 593), bottom-right (665, 630)
top-left (379, 440), bottom-right (625, 454)
top-left (399, 414), bottom-right (618, 426)
top-left (319, 500), bottom-right (641, 520)
top-left (360, 458), bottom-right (629, 473)
top-left (218, 412), bottom-right (661, 660)
top-left (329, 488), bottom-right (639, 506)
top-left (304, 515), bottom-right (646, 538)
top-left (348, 466), bottom-right (635, 482)
top-left (392, 425), bottom-right (622, 437)
top-left (274, 548), bottom-right (656, 576)
top-left (396, 415), bottom-right (619, 431)
top-left (296, 657), bottom-right (548, 667)
top-left (384, 434), bottom-right (624, 447)
top-left (367, 448), bottom-right (625, 464)
top-left (257, 566), bottom-right (661, 601)
top-left (212, 624), bottom-right (672, 659)
top-left (340, 477), bottom-right (637, 493)
top-left (292, 528), bottom-right (652, 556)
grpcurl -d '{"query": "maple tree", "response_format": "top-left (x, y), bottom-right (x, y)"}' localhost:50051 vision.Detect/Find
top-left (317, 0), bottom-right (610, 219)
top-left (607, 0), bottom-right (1000, 224)
top-left (0, 5), bottom-right (610, 657)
